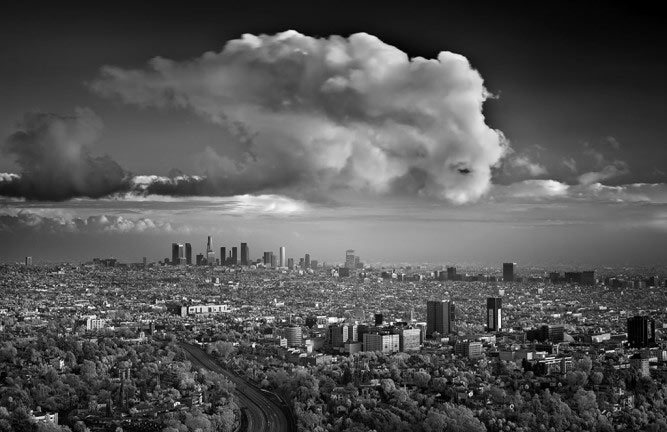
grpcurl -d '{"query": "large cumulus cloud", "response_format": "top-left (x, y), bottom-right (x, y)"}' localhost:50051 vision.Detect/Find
top-left (0, 108), bottom-right (129, 200)
top-left (91, 30), bottom-right (507, 203)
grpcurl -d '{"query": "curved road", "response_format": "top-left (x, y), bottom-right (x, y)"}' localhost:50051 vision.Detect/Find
top-left (180, 343), bottom-right (293, 432)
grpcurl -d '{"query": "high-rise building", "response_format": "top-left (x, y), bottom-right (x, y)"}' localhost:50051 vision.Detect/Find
top-left (206, 251), bottom-right (215, 265)
top-left (304, 253), bottom-right (311, 269)
top-left (203, 236), bottom-right (214, 264)
top-left (220, 247), bottom-right (226, 265)
top-left (171, 243), bottom-right (184, 265)
top-left (503, 262), bottom-right (515, 282)
top-left (487, 297), bottom-right (502, 332)
top-left (374, 313), bottom-right (383, 326)
top-left (263, 252), bottom-right (272, 266)
top-left (311, 260), bottom-right (318, 269)
top-left (426, 300), bottom-right (455, 337)
top-left (279, 246), bottom-right (286, 267)
top-left (196, 254), bottom-right (204, 266)
top-left (231, 247), bottom-right (238, 265)
top-left (363, 333), bottom-right (399, 353)
top-left (284, 326), bottom-right (302, 347)
top-left (287, 258), bottom-right (294, 268)
top-left (240, 242), bottom-right (249, 265)
top-left (271, 253), bottom-right (277, 268)
top-left (628, 316), bottom-right (656, 348)
top-left (171, 243), bottom-right (179, 265)
top-left (345, 250), bottom-right (355, 269)
top-left (454, 340), bottom-right (483, 358)
top-left (399, 328), bottom-right (421, 352)
top-left (447, 266), bottom-right (457, 280)
top-left (630, 353), bottom-right (650, 377)
top-left (185, 243), bottom-right (192, 265)
top-left (582, 270), bottom-right (596, 286)
top-left (25, 256), bottom-right (32, 266)
top-left (328, 324), bottom-right (358, 347)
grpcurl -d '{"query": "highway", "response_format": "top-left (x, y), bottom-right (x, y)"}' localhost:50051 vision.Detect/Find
top-left (180, 343), bottom-right (294, 432)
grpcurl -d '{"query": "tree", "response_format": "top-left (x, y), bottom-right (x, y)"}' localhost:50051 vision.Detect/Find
top-left (80, 360), bottom-right (97, 381)
top-left (423, 404), bottom-right (486, 432)
top-left (208, 341), bottom-right (235, 359)
top-left (574, 356), bottom-right (592, 375)
top-left (0, 343), bottom-right (17, 364)
top-left (413, 371), bottom-right (431, 389)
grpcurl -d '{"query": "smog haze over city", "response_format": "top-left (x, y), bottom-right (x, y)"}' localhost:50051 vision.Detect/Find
top-left (1, 2), bottom-right (666, 266)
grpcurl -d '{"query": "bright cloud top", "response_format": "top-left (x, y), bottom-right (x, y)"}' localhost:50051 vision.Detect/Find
top-left (91, 30), bottom-right (507, 203)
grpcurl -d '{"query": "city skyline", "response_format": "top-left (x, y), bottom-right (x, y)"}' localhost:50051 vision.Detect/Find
top-left (1, 3), bottom-right (666, 266)
top-left (2, 4), bottom-right (666, 432)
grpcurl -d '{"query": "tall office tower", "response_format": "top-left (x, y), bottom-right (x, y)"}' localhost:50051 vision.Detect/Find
top-left (171, 243), bottom-right (184, 265)
top-left (447, 266), bottom-right (457, 280)
top-left (279, 246), bottom-right (286, 267)
top-left (284, 325), bottom-right (303, 347)
top-left (142, 257), bottom-right (147, 267)
top-left (287, 258), bottom-right (294, 269)
top-left (220, 247), bottom-right (226, 265)
top-left (310, 260), bottom-right (318, 269)
top-left (270, 253), bottom-right (277, 268)
top-left (399, 328), bottom-right (422, 352)
top-left (171, 243), bottom-right (179, 265)
top-left (374, 313), bottom-right (383, 326)
top-left (178, 244), bottom-right (185, 264)
top-left (231, 247), bottom-right (238, 265)
top-left (354, 256), bottom-right (361, 268)
top-left (196, 254), bottom-right (204, 266)
top-left (25, 256), bottom-right (32, 266)
top-left (203, 236), bottom-right (214, 264)
top-left (426, 300), bottom-right (455, 337)
top-left (263, 252), bottom-right (272, 266)
top-left (240, 242), bottom-right (249, 265)
top-left (299, 257), bottom-right (305, 268)
top-left (345, 249), bottom-right (356, 269)
top-left (503, 262), bottom-right (515, 282)
top-left (304, 253), bottom-right (311, 269)
top-left (185, 243), bottom-right (192, 265)
top-left (206, 250), bottom-right (215, 265)
top-left (486, 297), bottom-right (502, 331)
top-left (582, 270), bottom-right (596, 286)
top-left (628, 316), bottom-right (656, 348)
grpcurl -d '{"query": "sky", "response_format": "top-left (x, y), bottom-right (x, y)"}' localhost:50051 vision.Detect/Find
top-left (1, 2), bottom-right (666, 266)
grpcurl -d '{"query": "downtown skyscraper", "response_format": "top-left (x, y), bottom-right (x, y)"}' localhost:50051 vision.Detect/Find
top-left (503, 262), bottom-right (515, 282)
top-left (345, 249), bottom-right (355, 269)
top-left (171, 243), bottom-right (184, 265)
top-left (185, 243), bottom-right (192, 265)
top-left (241, 242), bottom-right (249, 266)
top-left (279, 246), bottom-right (286, 267)
top-left (206, 236), bottom-right (215, 264)
top-left (486, 297), bottom-right (502, 332)
top-left (426, 300), bottom-right (455, 337)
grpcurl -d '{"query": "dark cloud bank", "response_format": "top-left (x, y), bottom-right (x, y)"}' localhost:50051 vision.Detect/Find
top-left (1, 109), bottom-right (129, 200)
